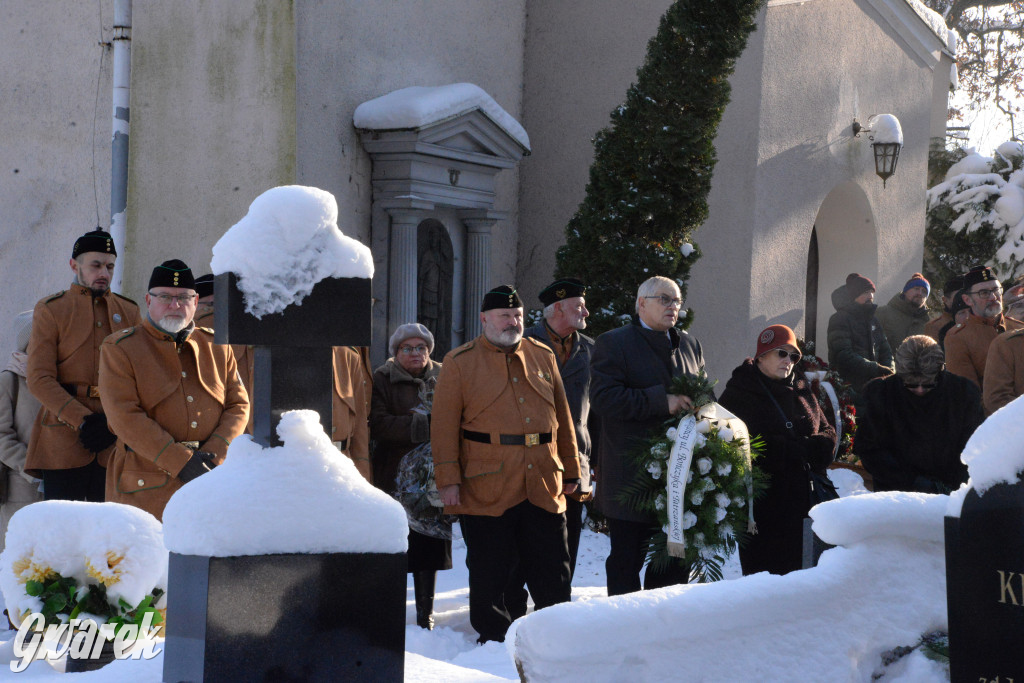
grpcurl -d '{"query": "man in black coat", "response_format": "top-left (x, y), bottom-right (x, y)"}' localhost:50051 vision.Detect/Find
top-left (827, 273), bottom-right (894, 401)
top-left (505, 279), bottom-right (596, 618)
top-left (590, 276), bottom-right (706, 596)
top-left (855, 335), bottom-right (983, 493)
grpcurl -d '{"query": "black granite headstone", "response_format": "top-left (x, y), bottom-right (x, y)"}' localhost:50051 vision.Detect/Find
top-left (213, 273), bottom-right (371, 447)
top-left (163, 552), bottom-right (406, 682)
top-left (801, 517), bottom-right (834, 570)
top-left (945, 481), bottom-right (1024, 682)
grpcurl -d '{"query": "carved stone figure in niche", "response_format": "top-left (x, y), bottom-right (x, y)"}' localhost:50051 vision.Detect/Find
top-left (417, 222), bottom-right (453, 359)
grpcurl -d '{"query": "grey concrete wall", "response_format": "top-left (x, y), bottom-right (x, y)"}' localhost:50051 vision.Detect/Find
top-left (126, 0), bottom-right (296, 297)
top-left (295, 0), bottom-right (528, 331)
top-left (518, 0), bottom-right (672, 311)
top-left (0, 1), bottom-right (115, 355)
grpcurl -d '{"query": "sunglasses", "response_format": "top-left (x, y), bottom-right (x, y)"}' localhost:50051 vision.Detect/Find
top-left (773, 349), bottom-right (801, 362)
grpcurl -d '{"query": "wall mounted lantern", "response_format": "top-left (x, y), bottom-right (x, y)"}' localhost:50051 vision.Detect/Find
top-left (852, 114), bottom-right (903, 188)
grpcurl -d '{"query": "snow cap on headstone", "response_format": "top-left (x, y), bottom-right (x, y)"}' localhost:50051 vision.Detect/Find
top-left (947, 394), bottom-right (1024, 517)
top-left (163, 410), bottom-right (408, 556)
top-left (210, 185), bottom-right (373, 318)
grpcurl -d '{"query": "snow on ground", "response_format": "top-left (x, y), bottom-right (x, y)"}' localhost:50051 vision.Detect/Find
top-left (0, 466), bottom-right (952, 682)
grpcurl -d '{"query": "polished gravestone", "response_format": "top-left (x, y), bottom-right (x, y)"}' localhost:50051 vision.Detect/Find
top-left (945, 481), bottom-right (1024, 682)
top-left (801, 518), bottom-right (833, 570)
top-left (163, 273), bottom-right (405, 683)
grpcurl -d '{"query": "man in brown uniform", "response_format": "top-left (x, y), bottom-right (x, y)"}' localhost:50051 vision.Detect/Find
top-left (946, 265), bottom-right (1024, 390)
top-left (332, 346), bottom-right (371, 481)
top-left (923, 274), bottom-right (964, 342)
top-left (26, 229), bottom-right (140, 501)
top-left (99, 260), bottom-right (249, 520)
top-left (431, 285), bottom-right (580, 643)
top-left (983, 328), bottom-right (1024, 414)
top-left (194, 273), bottom-right (255, 433)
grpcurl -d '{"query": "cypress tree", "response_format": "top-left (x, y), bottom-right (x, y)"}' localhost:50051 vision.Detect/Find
top-left (555, 0), bottom-right (765, 333)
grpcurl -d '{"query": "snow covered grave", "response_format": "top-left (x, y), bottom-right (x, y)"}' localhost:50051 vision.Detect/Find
top-left (210, 184), bottom-right (372, 447)
top-left (161, 411), bottom-right (409, 682)
top-left (0, 501), bottom-right (167, 672)
top-left (944, 394), bottom-right (1024, 681)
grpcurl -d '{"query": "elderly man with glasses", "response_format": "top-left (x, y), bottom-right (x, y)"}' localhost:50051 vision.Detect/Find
top-left (590, 275), bottom-right (707, 596)
top-left (855, 335), bottom-right (983, 494)
top-left (25, 229), bottom-right (140, 502)
top-left (945, 265), bottom-right (1024, 390)
top-left (98, 260), bottom-right (249, 520)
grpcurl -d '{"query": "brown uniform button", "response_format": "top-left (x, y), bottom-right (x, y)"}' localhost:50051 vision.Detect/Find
top-left (513, 377), bottom-right (519, 383)
top-left (187, 396), bottom-right (194, 402)
top-left (525, 417), bottom-right (531, 423)
top-left (518, 397), bottom-right (525, 404)
top-left (96, 321), bottom-right (103, 327)
top-left (190, 420), bottom-right (198, 428)
top-left (137, 478), bottom-right (145, 486)
top-left (181, 371), bottom-right (187, 377)
top-left (527, 464), bottom-right (533, 469)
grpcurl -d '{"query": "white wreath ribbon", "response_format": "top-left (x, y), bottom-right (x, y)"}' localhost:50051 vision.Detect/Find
top-left (665, 402), bottom-right (755, 559)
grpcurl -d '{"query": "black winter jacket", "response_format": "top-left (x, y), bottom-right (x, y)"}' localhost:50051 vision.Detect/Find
top-left (826, 285), bottom-right (894, 395)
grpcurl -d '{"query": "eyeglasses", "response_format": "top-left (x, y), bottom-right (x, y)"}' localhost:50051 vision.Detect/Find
top-left (774, 349), bottom-right (801, 362)
top-left (149, 292), bottom-right (197, 305)
top-left (644, 295), bottom-right (683, 308)
top-left (398, 345), bottom-right (428, 356)
top-left (903, 381), bottom-right (936, 390)
top-left (969, 286), bottom-right (1002, 300)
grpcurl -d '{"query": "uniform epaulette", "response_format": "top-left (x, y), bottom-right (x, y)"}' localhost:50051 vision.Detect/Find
top-left (450, 340), bottom-right (475, 358)
top-left (111, 291), bottom-right (137, 305)
top-left (1007, 327), bottom-right (1024, 339)
top-left (43, 290), bottom-right (66, 303)
top-left (523, 337), bottom-right (554, 354)
top-left (114, 327), bottom-right (137, 344)
top-left (195, 326), bottom-right (214, 335)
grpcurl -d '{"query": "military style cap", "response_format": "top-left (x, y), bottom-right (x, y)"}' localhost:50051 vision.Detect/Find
top-left (943, 274), bottom-right (965, 294)
top-left (194, 273), bottom-right (215, 299)
top-left (71, 228), bottom-right (116, 259)
top-left (149, 259), bottom-right (195, 290)
top-left (481, 285), bottom-right (523, 312)
top-left (962, 265), bottom-right (998, 291)
top-left (538, 278), bottom-right (587, 306)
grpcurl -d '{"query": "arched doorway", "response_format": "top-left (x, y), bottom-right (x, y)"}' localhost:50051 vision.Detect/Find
top-left (417, 220), bottom-right (454, 359)
top-left (810, 183), bottom-right (878, 356)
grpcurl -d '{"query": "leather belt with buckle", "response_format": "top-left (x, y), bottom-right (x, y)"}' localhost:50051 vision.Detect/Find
top-left (61, 383), bottom-right (101, 399)
top-left (462, 430), bottom-right (552, 447)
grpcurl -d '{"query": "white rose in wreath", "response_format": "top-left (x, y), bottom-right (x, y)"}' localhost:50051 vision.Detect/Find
top-left (718, 426), bottom-right (734, 442)
top-left (697, 458), bottom-right (713, 475)
top-left (682, 511), bottom-right (698, 529)
top-left (696, 420), bottom-right (712, 434)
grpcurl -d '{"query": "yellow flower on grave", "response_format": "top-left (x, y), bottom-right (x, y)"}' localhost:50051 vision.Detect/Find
top-left (85, 551), bottom-right (125, 586)
top-left (12, 556), bottom-right (55, 585)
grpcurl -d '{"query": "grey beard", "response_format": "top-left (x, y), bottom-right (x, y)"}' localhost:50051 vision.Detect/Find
top-left (487, 328), bottom-right (522, 347)
top-left (158, 316), bottom-right (190, 334)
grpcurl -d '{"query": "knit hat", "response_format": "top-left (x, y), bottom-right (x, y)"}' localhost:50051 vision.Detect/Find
top-left (72, 228), bottom-right (116, 259)
top-left (194, 274), bottom-right (215, 299)
top-left (962, 265), bottom-right (998, 291)
top-left (538, 278), bottom-right (587, 306)
top-left (388, 323), bottom-right (435, 357)
top-left (845, 273), bottom-right (876, 299)
top-left (481, 285), bottom-right (523, 312)
top-left (902, 273), bottom-right (930, 296)
top-left (755, 324), bottom-right (800, 359)
top-left (149, 259), bottom-right (195, 290)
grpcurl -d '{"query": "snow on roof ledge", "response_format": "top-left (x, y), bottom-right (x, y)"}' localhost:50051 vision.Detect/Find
top-left (353, 83), bottom-right (531, 151)
top-left (163, 410), bottom-right (408, 557)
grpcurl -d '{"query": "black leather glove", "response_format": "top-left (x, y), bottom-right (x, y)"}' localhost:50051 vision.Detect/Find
top-left (78, 413), bottom-right (117, 453)
top-left (177, 451), bottom-right (218, 483)
top-left (805, 434), bottom-right (837, 471)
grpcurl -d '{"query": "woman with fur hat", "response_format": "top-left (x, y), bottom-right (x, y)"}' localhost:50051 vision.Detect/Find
top-left (369, 322), bottom-right (451, 630)
top-left (719, 324), bottom-right (837, 576)
top-left (0, 311), bottom-right (44, 552)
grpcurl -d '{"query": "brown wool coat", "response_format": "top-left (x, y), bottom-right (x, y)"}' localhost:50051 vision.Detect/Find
top-left (369, 358), bottom-right (440, 491)
top-left (99, 319), bottom-right (249, 520)
top-left (430, 335), bottom-right (580, 517)
top-left (332, 346), bottom-right (371, 482)
top-left (945, 314), bottom-right (1024, 389)
top-left (923, 312), bottom-right (952, 342)
top-left (25, 284), bottom-right (140, 474)
top-left (983, 328), bottom-right (1024, 414)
